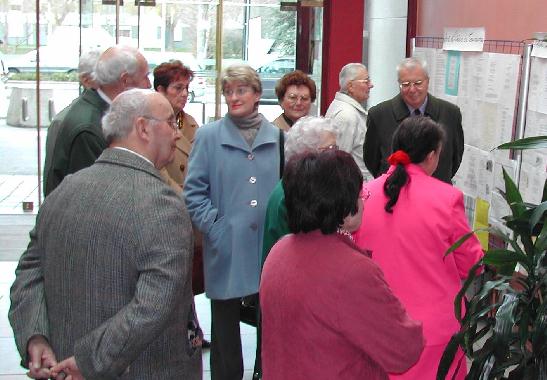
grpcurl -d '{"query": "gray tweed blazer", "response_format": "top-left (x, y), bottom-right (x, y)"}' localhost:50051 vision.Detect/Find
top-left (9, 148), bottom-right (201, 379)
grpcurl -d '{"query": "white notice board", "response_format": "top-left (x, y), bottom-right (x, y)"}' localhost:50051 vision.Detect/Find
top-left (413, 47), bottom-right (522, 228)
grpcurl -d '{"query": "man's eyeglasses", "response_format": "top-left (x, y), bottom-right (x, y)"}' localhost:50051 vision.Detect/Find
top-left (143, 116), bottom-right (178, 131)
top-left (285, 93), bottom-right (311, 104)
top-left (223, 86), bottom-right (253, 97)
top-left (353, 77), bottom-right (372, 85)
top-left (317, 144), bottom-right (339, 152)
top-left (399, 80), bottom-right (426, 90)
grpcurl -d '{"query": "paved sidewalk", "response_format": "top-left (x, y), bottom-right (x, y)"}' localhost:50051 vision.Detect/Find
top-left (0, 175), bottom-right (40, 215)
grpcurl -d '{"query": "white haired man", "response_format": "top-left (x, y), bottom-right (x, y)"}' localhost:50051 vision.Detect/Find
top-left (364, 57), bottom-right (464, 184)
top-left (325, 62), bottom-right (374, 181)
top-left (43, 48), bottom-right (102, 197)
top-left (10, 89), bottom-right (202, 380)
top-left (43, 45), bottom-right (151, 196)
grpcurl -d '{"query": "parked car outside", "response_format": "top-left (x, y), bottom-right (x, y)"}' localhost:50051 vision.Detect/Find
top-left (7, 47), bottom-right (79, 74)
top-left (144, 51), bottom-right (207, 103)
top-left (256, 57), bottom-right (295, 104)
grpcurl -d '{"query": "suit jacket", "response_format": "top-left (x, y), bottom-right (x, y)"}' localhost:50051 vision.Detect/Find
top-left (184, 114), bottom-right (281, 299)
top-left (44, 88), bottom-right (109, 196)
top-left (9, 148), bottom-right (201, 380)
top-left (354, 164), bottom-right (483, 347)
top-left (364, 93), bottom-right (464, 183)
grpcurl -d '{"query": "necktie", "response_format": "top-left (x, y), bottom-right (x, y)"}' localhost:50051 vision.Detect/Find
top-left (414, 109), bottom-right (421, 116)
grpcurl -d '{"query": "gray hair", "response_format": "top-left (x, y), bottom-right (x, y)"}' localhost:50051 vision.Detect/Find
top-left (221, 64), bottom-right (262, 94)
top-left (102, 88), bottom-right (153, 143)
top-left (339, 63), bottom-right (367, 92)
top-left (94, 46), bottom-right (142, 86)
top-left (396, 57), bottom-right (429, 81)
top-left (284, 116), bottom-right (338, 161)
top-left (78, 49), bottom-right (102, 75)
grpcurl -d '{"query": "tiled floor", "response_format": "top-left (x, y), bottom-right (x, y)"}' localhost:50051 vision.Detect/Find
top-left (0, 213), bottom-right (258, 380)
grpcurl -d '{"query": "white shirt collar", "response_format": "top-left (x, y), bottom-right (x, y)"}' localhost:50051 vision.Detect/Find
top-left (113, 147), bottom-right (154, 166)
top-left (407, 95), bottom-right (429, 115)
top-left (97, 88), bottom-right (113, 105)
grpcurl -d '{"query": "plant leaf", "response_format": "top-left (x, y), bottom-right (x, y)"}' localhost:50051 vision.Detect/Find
top-left (445, 230), bottom-right (487, 257)
top-left (497, 136), bottom-right (547, 150)
top-left (493, 293), bottom-right (519, 361)
top-left (532, 301), bottom-right (547, 355)
top-left (536, 220), bottom-right (547, 252)
top-left (436, 332), bottom-right (464, 380)
top-left (530, 201), bottom-right (547, 233)
top-left (503, 168), bottom-right (525, 216)
top-left (453, 260), bottom-right (483, 321)
top-left (483, 248), bottom-right (530, 273)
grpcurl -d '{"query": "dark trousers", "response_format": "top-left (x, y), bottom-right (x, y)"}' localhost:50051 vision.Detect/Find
top-left (211, 298), bottom-right (244, 380)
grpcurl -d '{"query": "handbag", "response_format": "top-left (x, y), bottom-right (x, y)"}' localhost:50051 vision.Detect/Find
top-left (240, 293), bottom-right (259, 326)
top-left (192, 228), bottom-right (205, 295)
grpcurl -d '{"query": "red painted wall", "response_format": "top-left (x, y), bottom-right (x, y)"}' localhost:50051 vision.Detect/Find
top-left (320, 0), bottom-right (365, 115)
top-left (417, 0), bottom-right (546, 41)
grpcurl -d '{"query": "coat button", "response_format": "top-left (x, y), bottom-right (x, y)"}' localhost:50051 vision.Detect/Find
top-left (180, 164), bottom-right (185, 172)
top-left (249, 176), bottom-right (256, 184)
top-left (250, 223), bottom-right (258, 230)
top-left (248, 154), bottom-right (254, 160)
top-left (250, 200), bottom-right (258, 207)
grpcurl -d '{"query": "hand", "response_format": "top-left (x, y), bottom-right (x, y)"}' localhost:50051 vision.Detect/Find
top-left (26, 335), bottom-right (57, 379)
top-left (50, 356), bottom-right (84, 380)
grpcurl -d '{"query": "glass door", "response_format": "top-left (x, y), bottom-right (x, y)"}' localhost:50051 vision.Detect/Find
top-left (0, 0), bottom-right (306, 214)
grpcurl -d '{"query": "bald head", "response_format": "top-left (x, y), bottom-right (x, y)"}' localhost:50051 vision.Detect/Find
top-left (102, 89), bottom-right (179, 169)
top-left (102, 89), bottom-right (163, 143)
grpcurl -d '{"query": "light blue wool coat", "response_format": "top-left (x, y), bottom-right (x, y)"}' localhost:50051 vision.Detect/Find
top-left (184, 114), bottom-right (281, 299)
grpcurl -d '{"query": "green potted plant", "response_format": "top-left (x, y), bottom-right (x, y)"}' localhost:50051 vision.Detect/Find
top-left (437, 136), bottom-right (547, 380)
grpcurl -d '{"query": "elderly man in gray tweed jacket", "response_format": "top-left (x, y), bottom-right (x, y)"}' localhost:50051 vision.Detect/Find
top-left (9, 89), bottom-right (202, 380)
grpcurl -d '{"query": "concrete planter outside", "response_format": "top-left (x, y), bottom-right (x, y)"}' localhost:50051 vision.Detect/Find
top-left (6, 81), bottom-right (79, 127)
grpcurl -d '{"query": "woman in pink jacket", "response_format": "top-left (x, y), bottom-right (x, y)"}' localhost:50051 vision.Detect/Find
top-left (354, 116), bottom-right (483, 379)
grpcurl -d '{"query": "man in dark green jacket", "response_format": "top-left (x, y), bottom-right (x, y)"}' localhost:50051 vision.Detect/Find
top-left (43, 45), bottom-right (151, 196)
top-left (364, 57), bottom-right (464, 184)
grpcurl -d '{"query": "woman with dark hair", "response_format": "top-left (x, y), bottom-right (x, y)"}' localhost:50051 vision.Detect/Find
top-left (260, 150), bottom-right (424, 380)
top-left (354, 116), bottom-right (484, 380)
top-left (272, 70), bottom-right (317, 131)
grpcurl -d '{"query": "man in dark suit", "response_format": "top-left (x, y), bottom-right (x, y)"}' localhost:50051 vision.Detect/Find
top-left (363, 57), bottom-right (464, 183)
top-left (43, 45), bottom-right (151, 196)
top-left (9, 89), bottom-right (202, 380)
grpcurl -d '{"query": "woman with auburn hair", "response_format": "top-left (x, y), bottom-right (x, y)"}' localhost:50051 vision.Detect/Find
top-left (272, 70), bottom-right (317, 131)
top-left (153, 60), bottom-right (199, 190)
top-left (354, 116), bottom-right (484, 379)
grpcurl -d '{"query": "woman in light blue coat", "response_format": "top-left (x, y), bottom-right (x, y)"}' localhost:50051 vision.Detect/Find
top-left (184, 64), bottom-right (281, 380)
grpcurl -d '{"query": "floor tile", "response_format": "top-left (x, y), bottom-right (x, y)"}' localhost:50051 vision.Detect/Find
top-left (0, 337), bottom-right (25, 376)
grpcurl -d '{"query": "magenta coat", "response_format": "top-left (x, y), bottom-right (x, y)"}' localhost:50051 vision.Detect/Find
top-left (354, 164), bottom-right (483, 379)
top-left (261, 231), bottom-right (424, 379)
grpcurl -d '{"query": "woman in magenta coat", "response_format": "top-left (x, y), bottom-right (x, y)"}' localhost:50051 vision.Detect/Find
top-left (261, 150), bottom-right (425, 380)
top-left (354, 116), bottom-right (483, 379)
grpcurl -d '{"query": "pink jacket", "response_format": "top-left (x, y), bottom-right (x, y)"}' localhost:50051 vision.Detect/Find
top-left (354, 164), bottom-right (483, 345)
